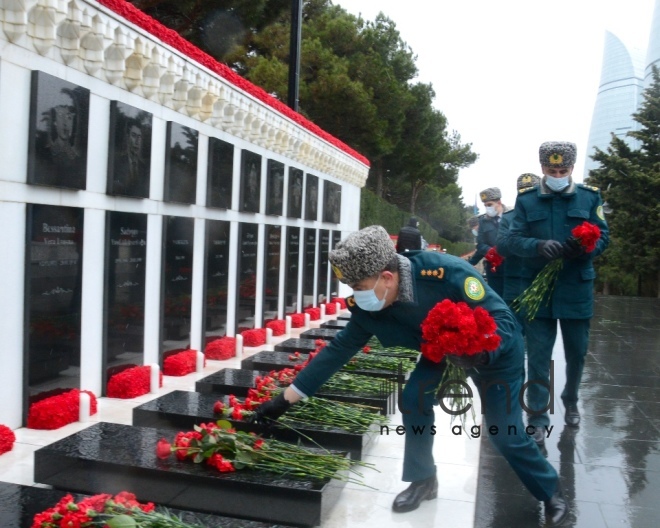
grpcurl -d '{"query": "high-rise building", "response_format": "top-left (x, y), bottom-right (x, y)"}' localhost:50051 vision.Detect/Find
top-left (584, 0), bottom-right (660, 178)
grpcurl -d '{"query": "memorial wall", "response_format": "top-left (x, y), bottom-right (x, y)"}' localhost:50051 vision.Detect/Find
top-left (0, 0), bottom-right (369, 428)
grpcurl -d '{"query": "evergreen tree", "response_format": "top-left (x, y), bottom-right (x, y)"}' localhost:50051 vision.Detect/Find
top-left (588, 66), bottom-right (660, 297)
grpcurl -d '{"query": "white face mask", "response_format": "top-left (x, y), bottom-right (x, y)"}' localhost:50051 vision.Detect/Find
top-left (353, 276), bottom-right (388, 311)
top-left (545, 175), bottom-right (570, 192)
top-left (485, 206), bottom-right (498, 217)
top-left (471, 229), bottom-right (478, 237)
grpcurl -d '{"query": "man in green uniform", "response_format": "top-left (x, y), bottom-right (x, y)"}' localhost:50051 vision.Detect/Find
top-left (498, 173), bottom-right (541, 327)
top-left (469, 187), bottom-right (507, 297)
top-left (498, 142), bottom-right (609, 446)
top-left (254, 225), bottom-right (568, 525)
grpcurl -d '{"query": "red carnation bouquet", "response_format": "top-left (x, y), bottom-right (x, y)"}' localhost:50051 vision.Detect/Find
top-left (0, 424), bottom-right (16, 455)
top-left (304, 307), bottom-right (321, 321)
top-left (241, 328), bottom-right (267, 347)
top-left (27, 389), bottom-right (98, 430)
top-left (266, 319), bottom-right (286, 336)
top-left (512, 221), bottom-right (601, 320)
top-left (420, 299), bottom-right (501, 364)
top-left (163, 349), bottom-right (201, 376)
top-left (290, 313), bottom-right (306, 328)
top-left (484, 247), bottom-right (504, 273)
top-left (205, 336), bottom-right (236, 360)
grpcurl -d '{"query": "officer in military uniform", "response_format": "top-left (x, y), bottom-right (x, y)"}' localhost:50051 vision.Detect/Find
top-left (498, 142), bottom-right (609, 444)
top-left (468, 187), bottom-right (508, 298)
top-left (497, 173), bottom-right (541, 327)
top-left (253, 225), bottom-right (568, 525)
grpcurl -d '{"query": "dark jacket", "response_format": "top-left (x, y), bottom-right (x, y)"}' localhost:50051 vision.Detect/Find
top-left (396, 225), bottom-right (422, 253)
top-left (498, 182), bottom-right (609, 319)
top-left (292, 251), bottom-right (524, 398)
top-left (496, 210), bottom-right (527, 302)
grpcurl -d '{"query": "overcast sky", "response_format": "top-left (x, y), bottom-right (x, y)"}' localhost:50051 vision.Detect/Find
top-left (337, 0), bottom-right (656, 211)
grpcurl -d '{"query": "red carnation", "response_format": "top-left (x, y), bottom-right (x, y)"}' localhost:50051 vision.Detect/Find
top-left (290, 313), bottom-right (306, 328)
top-left (324, 303), bottom-right (337, 315)
top-left (484, 247), bottom-right (505, 273)
top-left (331, 297), bottom-right (347, 309)
top-left (571, 221), bottom-right (601, 252)
top-left (205, 337), bottom-right (236, 360)
top-left (242, 328), bottom-right (267, 347)
top-left (304, 307), bottom-right (321, 321)
top-left (266, 319), bottom-right (286, 336)
top-left (163, 349), bottom-right (199, 376)
top-left (0, 424), bottom-right (16, 455)
top-left (156, 438), bottom-right (172, 459)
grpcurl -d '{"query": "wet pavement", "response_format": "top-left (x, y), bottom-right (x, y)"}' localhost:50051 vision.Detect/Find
top-left (474, 296), bottom-right (660, 527)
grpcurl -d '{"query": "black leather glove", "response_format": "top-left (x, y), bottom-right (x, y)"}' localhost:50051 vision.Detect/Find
top-left (447, 352), bottom-right (490, 369)
top-left (562, 237), bottom-right (585, 260)
top-left (537, 240), bottom-right (563, 260)
top-left (249, 392), bottom-right (292, 425)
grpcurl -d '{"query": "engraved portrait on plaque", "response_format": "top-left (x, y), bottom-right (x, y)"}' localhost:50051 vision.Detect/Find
top-left (27, 71), bottom-right (89, 190)
top-left (107, 101), bottom-right (152, 198)
top-left (164, 122), bottom-right (198, 204)
top-left (207, 137), bottom-right (234, 209)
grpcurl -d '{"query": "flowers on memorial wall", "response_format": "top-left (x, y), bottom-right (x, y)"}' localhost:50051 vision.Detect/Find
top-left (331, 297), bottom-right (347, 309)
top-left (205, 336), bottom-right (236, 360)
top-left (31, 490), bottom-right (203, 528)
top-left (290, 313), bottom-right (305, 328)
top-left (238, 275), bottom-right (257, 298)
top-left (484, 247), bottom-right (504, 273)
top-left (107, 366), bottom-right (162, 399)
top-left (323, 302), bottom-right (337, 315)
top-left (420, 299), bottom-right (501, 364)
top-left (27, 389), bottom-right (98, 430)
top-left (304, 307), bottom-right (321, 321)
top-left (241, 328), bottom-right (267, 347)
top-left (512, 221), bottom-right (602, 321)
top-left (0, 424), bottom-right (16, 455)
top-left (156, 421), bottom-right (376, 485)
top-left (163, 349), bottom-right (201, 376)
top-left (265, 319), bottom-right (286, 336)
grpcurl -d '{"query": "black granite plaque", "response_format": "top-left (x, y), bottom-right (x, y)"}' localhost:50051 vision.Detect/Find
top-left (25, 205), bottom-right (84, 419)
top-left (196, 368), bottom-right (392, 416)
top-left (33, 422), bottom-right (345, 527)
top-left (274, 338), bottom-right (320, 353)
top-left (27, 71), bottom-right (89, 190)
top-left (104, 212), bottom-right (147, 391)
top-left (162, 217), bottom-right (194, 352)
top-left (133, 390), bottom-right (378, 460)
top-left (321, 319), bottom-right (349, 329)
top-left (284, 227), bottom-right (300, 314)
top-left (204, 220), bottom-right (230, 342)
top-left (304, 174), bottom-right (319, 221)
top-left (302, 229), bottom-right (317, 308)
top-left (207, 137), bottom-right (234, 209)
top-left (263, 225), bottom-right (281, 322)
top-left (265, 160), bottom-right (284, 216)
top-left (330, 230), bottom-right (342, 299)
top-left (107, 101), bottom-right (152, 198)
top-left (239, 150), bottom-right (261, 213)
top-left (164, 122), bottom-right (198, 204)
top-left (287, 167), bottom-right (303, 218)
top-left (317, 229), bottom-right (330, 304)
top-left (236, 223), bottom-right (258, 332)
top-left (301, 328), bottom-right (339, 341)
top-left (323, 181), bottom-right (341, 223)
top-left (0, 482), bottom-right (288, 528)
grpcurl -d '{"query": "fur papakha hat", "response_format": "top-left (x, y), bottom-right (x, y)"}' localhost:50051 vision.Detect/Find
top-left (517, 173), bottom-right (541, 190)
top-left (539, 141), bottom-right (577, 167)
top-left (330, 225), bottom-right (396, 285)
top-left (479, 187), bottom-right (502, 202)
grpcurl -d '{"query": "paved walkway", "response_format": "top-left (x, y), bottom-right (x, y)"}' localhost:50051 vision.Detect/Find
top-left (475, 296), bottom-right (660, 527)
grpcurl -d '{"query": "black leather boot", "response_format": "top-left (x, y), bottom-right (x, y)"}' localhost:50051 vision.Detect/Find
top-left (392, 475), bottom-right (438, 513)
top-left (544, 486), bottom-right (569, 526)
top-left (565, 403), bottom-right (580, 427)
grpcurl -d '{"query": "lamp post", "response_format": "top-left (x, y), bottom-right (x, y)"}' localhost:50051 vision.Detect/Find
top-left (288, 0), bottom-right (303, 111)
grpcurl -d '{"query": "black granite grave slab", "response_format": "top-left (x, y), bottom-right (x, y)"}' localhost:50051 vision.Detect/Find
top-left (274, 338), bottom-right (319, 353)
top-left (241, 350), bottom-right (408, 384)
top-left (0, 481), bottom-right (290, 528)
top-left (34, 422), bottom-right (345, 527)
top-left (338, 314), bottom-right (351, 320)
top-left (133, 390), bottom-right (378, 460)
top-left (196, 368), bottom-right (393, 415)
top-left (300, 328), bottom-right (339, 341)
top-left (321, 319), bottom-right (349, 329)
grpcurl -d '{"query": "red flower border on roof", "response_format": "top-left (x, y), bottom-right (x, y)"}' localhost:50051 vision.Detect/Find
top-left (96, 0), bottom-right (369, 167)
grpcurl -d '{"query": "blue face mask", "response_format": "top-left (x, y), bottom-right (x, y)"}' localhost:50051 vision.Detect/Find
top-left (353, 276), bottom-right (388, 311)
top-left (471, 229), bottom-right (478, 237)
top-left (545, 175), bottom-right (570, 192)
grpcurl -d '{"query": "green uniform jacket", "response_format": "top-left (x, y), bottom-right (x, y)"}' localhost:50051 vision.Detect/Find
top-left (292, 251), bottom-right (523, 398)
top-left (496, 209), bottom-right (527, 302)
top-left (499, 183), bottom-right (609, 319)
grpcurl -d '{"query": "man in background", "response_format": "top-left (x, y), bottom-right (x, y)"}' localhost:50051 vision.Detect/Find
top-left (396, 216), bottom-right (423, 253)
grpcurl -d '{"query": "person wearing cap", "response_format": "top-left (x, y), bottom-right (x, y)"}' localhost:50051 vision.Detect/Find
top-left (252, 225), bottom-right (568, 525)
top-left (469, 187), bottom-right (508, 297)
top-left (396, 216), bottom-right (423, 253)
top-left (496, 174), bottom-right (541, 326)
top-left (498, 142), bottom-right (609, 445)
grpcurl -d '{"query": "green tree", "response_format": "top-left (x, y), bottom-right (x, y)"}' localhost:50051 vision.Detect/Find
top-left (587, 66), bottom-right (660, 297)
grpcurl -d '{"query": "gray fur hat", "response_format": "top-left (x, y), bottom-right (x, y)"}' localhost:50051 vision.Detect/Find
top-left (330, 225), bottom-right (396, 285)
top-left (539, 141), bottom-right (577, 167)
top-left (479, 187), bottom-right (502, 202)
top-left (517, 173), bottom-right (540, 190)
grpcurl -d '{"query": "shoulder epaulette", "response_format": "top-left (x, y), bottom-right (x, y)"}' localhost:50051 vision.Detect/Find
top-left (578, 183), bottom-right (599, 192)
top-left (345, 295), bottom-right (356, 311)
top-left (518, 186), bottom-right (536, 194)
top-left (418, 266), bottom-right (446, 280)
